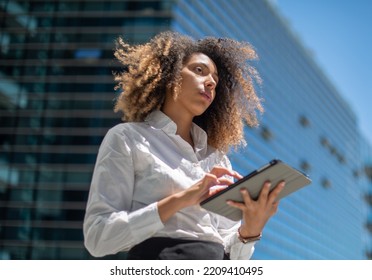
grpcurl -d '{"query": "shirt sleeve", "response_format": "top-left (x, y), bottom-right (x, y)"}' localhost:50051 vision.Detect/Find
top-left (83, 126), bottom-right (164, 257)
top-left (217, 216), bottom-right (256, 260)
top-left (216, 154), bottom-right (256, 260)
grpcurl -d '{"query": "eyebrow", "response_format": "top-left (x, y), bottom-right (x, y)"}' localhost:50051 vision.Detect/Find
top-left (199, 62), bottom-right (218, 75)
top-left (198, 62), bottom-right (219, 81)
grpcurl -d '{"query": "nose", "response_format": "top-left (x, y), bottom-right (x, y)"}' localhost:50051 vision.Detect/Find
top-left (205, 75), bottom-right (217, 90)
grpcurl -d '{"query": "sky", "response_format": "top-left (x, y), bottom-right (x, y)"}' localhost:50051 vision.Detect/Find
top-left (270, 0), bottom-right (372, 144)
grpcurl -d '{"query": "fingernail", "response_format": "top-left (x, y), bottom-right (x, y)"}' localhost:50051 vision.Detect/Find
top-left (235, 171), bottom-right (243, 178)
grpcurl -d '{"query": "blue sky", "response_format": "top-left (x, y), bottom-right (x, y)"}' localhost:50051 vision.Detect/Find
top-left (271, 0), bottom-right (372, 144)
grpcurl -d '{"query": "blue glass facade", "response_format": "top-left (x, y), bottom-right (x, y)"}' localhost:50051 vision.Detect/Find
top-left (0, 0), bottom-right (174, 260)
top-left (360, 135), bottom-right (372, 259)
top-left (1, 0), bottom-right (371, 259)
top-left (172, 0), bottom-right (371, 259)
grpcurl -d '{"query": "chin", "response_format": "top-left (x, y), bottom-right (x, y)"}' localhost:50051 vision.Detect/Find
top-left (187, 103), bottom-right (211, 118)
top-left (193, 108), bottom-right (208, 117)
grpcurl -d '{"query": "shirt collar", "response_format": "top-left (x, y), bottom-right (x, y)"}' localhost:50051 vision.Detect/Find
top-left (190, 122), bottom-right (208, 155)
top-left (145, 110), bottom-right (208, 153)
top-left (145, 110), bottom-right (177, 134)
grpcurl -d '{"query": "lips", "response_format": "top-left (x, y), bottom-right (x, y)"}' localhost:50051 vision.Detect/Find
top-left (200, 90), bottom-right (212, 102)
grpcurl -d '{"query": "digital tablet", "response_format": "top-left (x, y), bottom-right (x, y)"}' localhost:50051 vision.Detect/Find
top-left (200, 159), bottom-right (312, 221)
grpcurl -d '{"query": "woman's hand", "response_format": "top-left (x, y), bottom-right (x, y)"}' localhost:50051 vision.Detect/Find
top-left (182, 166), bottom-right (242, 206)
top-left (226, 181), bottom-right (285, 238)
top-left (158, 166), bottom-right (242, 223)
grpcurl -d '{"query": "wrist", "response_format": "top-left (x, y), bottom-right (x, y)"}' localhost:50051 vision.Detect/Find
top-left (174, 190), bottom-right (192, 208)
top-left (158, 192), bottom-right (188, 223)
top-left (238, 226), bottom-right (261, 239)
top-left (237, 227), bottom-right (262, 244)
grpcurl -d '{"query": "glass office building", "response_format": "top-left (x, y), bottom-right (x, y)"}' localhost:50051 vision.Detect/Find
top-left (1, 0), bottom-right (371, 259)
top-left (360, 135), bottom-right (372, 259)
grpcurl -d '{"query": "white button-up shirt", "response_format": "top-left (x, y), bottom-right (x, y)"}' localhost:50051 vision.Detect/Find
top-left (83, 110), bottom-right (255, 259)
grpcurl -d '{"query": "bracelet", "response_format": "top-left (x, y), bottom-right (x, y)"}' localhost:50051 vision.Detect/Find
top-left (237, 228), bottom-right (262, 244)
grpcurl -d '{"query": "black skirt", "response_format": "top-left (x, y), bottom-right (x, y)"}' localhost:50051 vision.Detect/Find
top-left (127, 237), bottom-right (229, 260)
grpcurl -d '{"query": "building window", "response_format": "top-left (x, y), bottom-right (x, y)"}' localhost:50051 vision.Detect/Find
top-left (364, 164), bottom-right (372, 182)
top-left (321, 177), bottom-right (332, 189)
top-left (320, 136), bottom-right (330, 147)
top-left (336, 153), bottom-right (346, 164)
top-left (299, 115), bottom-right (310, 127)
top-left (319, 136), bottom-right (346, 164)
top-left (300, 160), bottom-right (311, 173)
top-left (365, 250), bottom-right (372, 260)
top-left (353, 169), bottom-right (361, 178)
top-left (260, 126), bottom-right (273, 141)
top-left (364, 193), bottom-right (372, 205)
top-left (366, 221), bottom-right (372, 234)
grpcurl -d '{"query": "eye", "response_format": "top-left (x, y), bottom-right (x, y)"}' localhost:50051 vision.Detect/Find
top-left (195, 66), bottom-right (203, 73)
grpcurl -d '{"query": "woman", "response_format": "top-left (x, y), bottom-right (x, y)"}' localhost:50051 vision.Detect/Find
top-left (83, 31), bottom-right (284, 260)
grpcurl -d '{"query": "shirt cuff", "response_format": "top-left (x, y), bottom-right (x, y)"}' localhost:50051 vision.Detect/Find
top-left (128, 202), bottom-right (164, 245)
top-left (228, 231), bottom-right (256, 260)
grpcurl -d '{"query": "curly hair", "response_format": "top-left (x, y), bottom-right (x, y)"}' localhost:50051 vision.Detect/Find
top-left (113, 31), bottom-right (263, 152)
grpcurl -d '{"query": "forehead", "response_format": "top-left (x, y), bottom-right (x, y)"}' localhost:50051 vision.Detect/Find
top-left (185, 52), bottom-right (218, 72)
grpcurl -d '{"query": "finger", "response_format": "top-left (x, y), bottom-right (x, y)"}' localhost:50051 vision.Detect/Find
top-left (209, 185), bottom-right (228, 196)
top-left (240, 188), bottom-right (253, 207)
top-left (258, 181), bottom-right (271, 202)
top-left (270, 201), bottom-right (280, 215)
top-left (197, 174), bottom-right (219, 201)
top-left (234, 172), bottom-right (243, 179)
top-left (206, 177), bottom-right (234, 196)
top-left (210, 166), bottom-right (241, 180)
top-left (202, 174), bottom-right (219, 189)
top-left (226, 200), bottom-right (246, 211)
top-left (215, 177), bottom-right (234, 186)
top-left (268, 181), bottom-right (285, 204)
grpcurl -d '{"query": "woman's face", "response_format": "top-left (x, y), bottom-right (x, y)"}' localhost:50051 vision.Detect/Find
top-left (165, 52), bottom-right (219, 118)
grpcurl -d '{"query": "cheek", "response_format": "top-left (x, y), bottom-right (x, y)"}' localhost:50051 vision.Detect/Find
top-left (180, 75), bottom-right (197, 91)
top-left (180, 72), bottom-right (194, 84)
top-left (211, 89), bottom-right (217, 102)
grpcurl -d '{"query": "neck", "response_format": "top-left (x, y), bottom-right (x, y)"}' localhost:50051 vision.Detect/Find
top-left (162, 106), bottom-right (194, 147)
